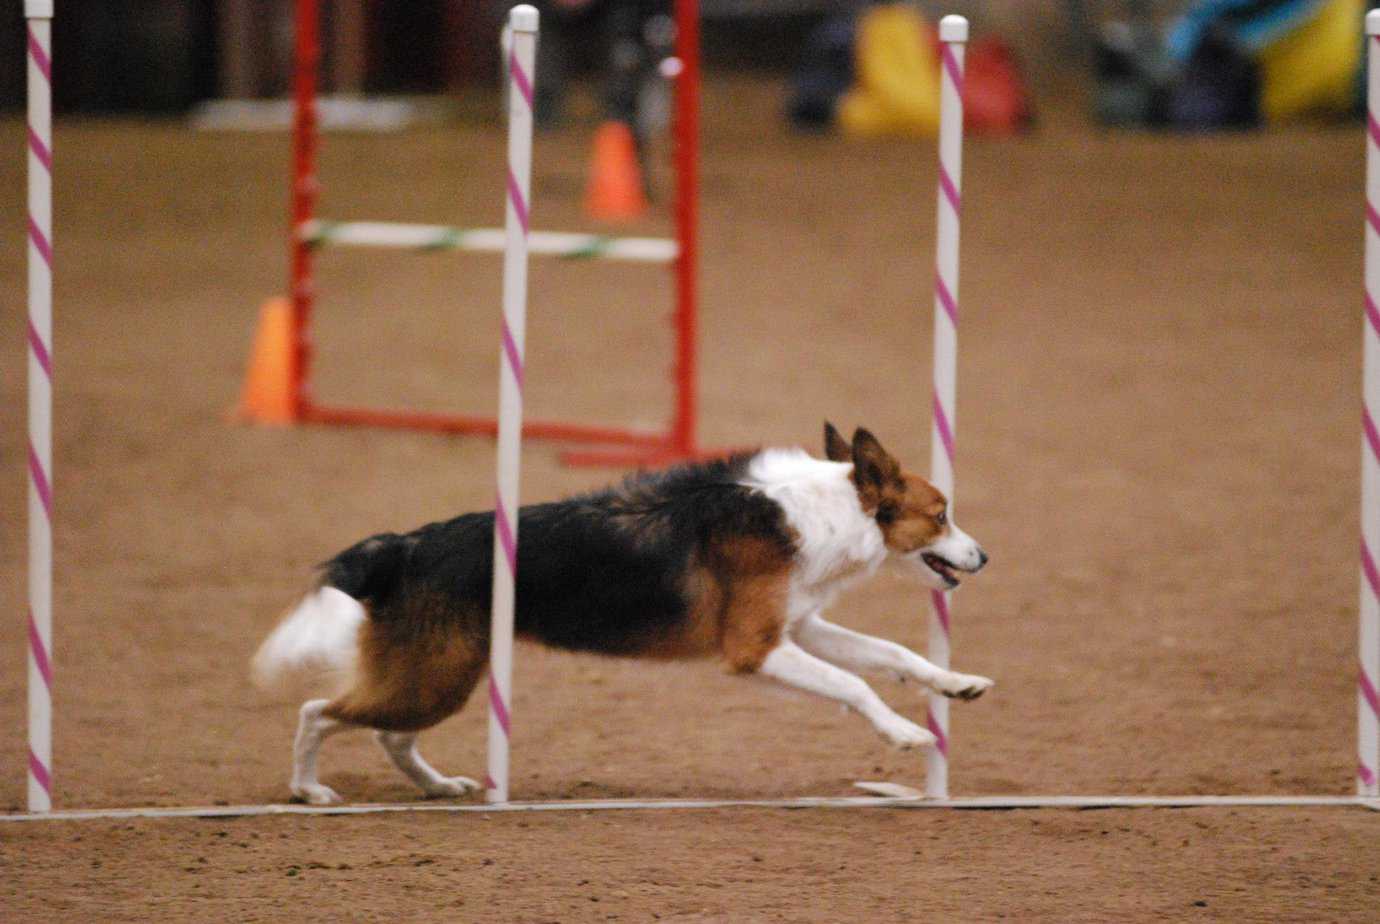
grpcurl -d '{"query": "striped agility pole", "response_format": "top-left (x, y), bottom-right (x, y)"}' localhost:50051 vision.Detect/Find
top-left (1360, 8), bottom-right (1380, 799)
top-left (925, 14), bottom-right (966, 801)
top-left (26, 0), bottom-right (55, 814)
top-left (300, 220), bottom-right (677, 264)
top-left (487, 4), bottom-right (538, 805)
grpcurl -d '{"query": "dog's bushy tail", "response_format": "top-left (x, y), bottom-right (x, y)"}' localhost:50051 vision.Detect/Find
top-left (251, 533), bottom-right (411, 696)
top-left (250, 586), bottom-right (367, 698)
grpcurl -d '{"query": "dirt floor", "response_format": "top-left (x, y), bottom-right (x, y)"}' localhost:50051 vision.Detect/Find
top-left (3, 807), bottom-right (1377, 922)
top-left (2, 73), bottom-right (1378, 919)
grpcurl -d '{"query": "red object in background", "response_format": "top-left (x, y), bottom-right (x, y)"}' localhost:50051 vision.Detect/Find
top-left (272, 0), bottom-right (709, 467)
top-left (290, 0), bottom-right (319, 419)
top-left (957, 36), bottom-right (1034, 136)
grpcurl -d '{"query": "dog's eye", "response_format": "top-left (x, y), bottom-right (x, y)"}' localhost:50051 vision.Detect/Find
top-left (876, 504), bottom-right (897, 526)
top-left (936, 510), bottom-right (947, 526)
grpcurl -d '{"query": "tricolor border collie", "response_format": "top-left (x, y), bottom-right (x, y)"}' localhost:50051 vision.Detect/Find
top-left (252, 423), bottom-right (992, 804)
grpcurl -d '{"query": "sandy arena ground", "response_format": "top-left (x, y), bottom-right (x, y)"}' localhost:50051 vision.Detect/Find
top-left (1, 75), bottom-right (1378, 919)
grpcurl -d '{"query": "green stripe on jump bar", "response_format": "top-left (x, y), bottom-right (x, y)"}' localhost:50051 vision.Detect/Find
top-left (566, 236), bottom-right (612, 259)
top-left (299, 221), bottom-right (675, 263)
top-left (422, 227), bottom-right (465, 251)
top-left (302, 220), bottom-right (339, 248)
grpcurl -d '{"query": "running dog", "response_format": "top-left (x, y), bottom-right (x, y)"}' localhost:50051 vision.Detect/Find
top-left (251, 423), bottom-right (993, 804)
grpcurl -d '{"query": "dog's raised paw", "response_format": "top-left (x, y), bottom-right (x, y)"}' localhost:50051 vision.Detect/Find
top-left (940, 672), bottom-right (994, 701)
top-left (879, 716), bottom-right (938, 750)
top-left (423, 776), bottom-right (481, 799)
top-left (291, 783), bottom-right (343, 806)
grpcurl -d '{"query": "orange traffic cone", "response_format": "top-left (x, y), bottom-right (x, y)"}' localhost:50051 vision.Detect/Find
top-left (584, 120), bottom-right (648, 222)
top-left (235, 297), bottom-right (297, 425)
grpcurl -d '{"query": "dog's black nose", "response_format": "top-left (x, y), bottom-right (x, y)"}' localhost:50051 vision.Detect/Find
top-left (976, 549), bottom-right (989, 570)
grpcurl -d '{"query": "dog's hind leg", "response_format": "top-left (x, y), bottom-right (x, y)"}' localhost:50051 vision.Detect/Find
top-left (291, 698), bottom-right (355, 805)
top-left (323, 613), bottom-right (489, 799)
top-left (794, 614), bottom-right (993, 701)
top-left (376, 731), bottom-right (480, 799)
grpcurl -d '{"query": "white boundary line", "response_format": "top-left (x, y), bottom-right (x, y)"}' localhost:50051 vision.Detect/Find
top-left (1, 795), bottom-right (1374, 824)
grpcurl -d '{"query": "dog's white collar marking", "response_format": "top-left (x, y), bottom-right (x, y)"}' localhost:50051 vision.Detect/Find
top-left (741, 448), bottom-right (886, 616)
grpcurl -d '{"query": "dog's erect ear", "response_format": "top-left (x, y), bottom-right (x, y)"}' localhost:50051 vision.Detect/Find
top-left (850, 427), bottom-right (902, 503)
top-left (823, 421), bottom-right (851, 462)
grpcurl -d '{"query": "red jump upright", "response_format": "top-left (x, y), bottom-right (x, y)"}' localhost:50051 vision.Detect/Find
top-left (241, 0), bottom-right (708, 467)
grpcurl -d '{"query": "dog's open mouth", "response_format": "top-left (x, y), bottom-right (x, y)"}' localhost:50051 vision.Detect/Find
top-left (921, 553), bottom-right (961, 588)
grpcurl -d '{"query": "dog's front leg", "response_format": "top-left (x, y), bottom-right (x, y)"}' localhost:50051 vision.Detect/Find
top-left (756, 640), bottom-right (936, 749)
top-left (794, 614), bottom-right (993, 701)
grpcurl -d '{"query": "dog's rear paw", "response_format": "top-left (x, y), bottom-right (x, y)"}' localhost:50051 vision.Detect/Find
top-left (878, 716), bottom-right (938, 751)
top-left (423, 776), bottom-right (481, 799)
top-left (938, 671), bottom-right (994, 701)
top-left (291, 783), bottom-right (343, 805)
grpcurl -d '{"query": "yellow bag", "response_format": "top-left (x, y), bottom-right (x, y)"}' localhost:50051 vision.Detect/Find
top-left (1258, 0), bottom-right (1362, 121)
top-left (838, 4), bottom-right (941, 138)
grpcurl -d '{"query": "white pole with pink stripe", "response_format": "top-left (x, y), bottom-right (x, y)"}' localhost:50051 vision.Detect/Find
top-left (926, 14), bottom-right (966, 801)
top-left (487, 4), bottom-right (538, 805)
top-left (1359, 8), bottom-right (1380, 800)
top-left (26, 0), bottom-right (55, 815)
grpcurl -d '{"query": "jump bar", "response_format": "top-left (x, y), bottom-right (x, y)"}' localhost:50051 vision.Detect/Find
top-left (301, 220), bottom-right (679, 263)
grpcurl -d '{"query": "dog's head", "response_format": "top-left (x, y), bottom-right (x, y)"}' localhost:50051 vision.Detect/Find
top-left (824, 422), bottom-right (987, 590)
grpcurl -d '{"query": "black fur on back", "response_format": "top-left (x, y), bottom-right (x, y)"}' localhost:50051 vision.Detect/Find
top-left (319, 453), bottom-right (797, 655)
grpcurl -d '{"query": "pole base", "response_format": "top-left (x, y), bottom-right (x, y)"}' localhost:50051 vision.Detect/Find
top-left (853, 781), bottom-right (925, 799)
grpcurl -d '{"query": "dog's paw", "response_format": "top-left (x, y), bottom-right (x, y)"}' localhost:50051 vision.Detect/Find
top-left (291, 782), bottom-right (343, 805)
top-left (937, 671), bottom-right (994, 701)
top-left (878, 716), bottom-right (938, 750)
top-left (422, 776), bottom-right (481, 799)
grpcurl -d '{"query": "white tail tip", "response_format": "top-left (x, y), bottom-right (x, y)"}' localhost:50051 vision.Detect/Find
top-left (250, 587), bottom-right (365, 698)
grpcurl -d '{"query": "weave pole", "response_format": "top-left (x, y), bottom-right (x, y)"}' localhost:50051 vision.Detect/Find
top-left (925, 14), bottom-right (966, 801)
top-left (1360, 8), bottom-right (1380, 799)
top-left (25, 0), bottom-right (55, 815)
top-left (487, 4), bottom-right (538, 805)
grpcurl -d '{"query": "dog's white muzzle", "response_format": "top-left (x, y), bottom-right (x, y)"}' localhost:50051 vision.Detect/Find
top-left (910, 522), bottom-right (987, 590)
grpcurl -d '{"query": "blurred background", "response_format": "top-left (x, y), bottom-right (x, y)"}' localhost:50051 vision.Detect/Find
top-left (0, 1), bottom-right (1368, 132)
